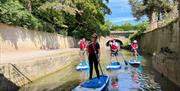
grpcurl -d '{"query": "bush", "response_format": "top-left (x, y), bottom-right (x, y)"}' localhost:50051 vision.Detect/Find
top-left (111, 21), bottom-right (148, 31)
top-left (0, 1), bottom-right (42, 30)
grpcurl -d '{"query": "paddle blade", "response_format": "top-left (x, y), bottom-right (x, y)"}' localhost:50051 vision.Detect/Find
top-left (138, 56), bottom-right (143, 61)
top-left (124, 60), bottom-right (128, 65)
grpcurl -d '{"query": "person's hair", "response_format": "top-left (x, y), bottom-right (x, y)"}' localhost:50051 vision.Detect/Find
top-left (80, 37), bottom-right (84, 39)
top-left (92, 33), bottom-right (98, 39)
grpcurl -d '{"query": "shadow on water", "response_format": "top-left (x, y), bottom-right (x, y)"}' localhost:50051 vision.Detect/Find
top-left (50, 80), bottom-right (79, 91)
top-left (0, 73), bottom-right (20, 91)
top-left (143, 55), bottom-right (180, 91)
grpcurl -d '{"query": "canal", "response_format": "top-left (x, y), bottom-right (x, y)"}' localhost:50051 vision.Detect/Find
top-left (19, 48), bottom-right (180, 91)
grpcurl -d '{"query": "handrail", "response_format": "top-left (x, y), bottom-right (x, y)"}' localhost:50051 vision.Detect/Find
top-left (8, 63), bottom-right (32, 83)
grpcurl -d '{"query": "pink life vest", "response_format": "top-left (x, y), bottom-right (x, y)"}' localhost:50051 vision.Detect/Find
top-left (111, 43), bottom-right (118, 50)
top-left (131, 43), bottom-right (138, 49)
top-left (80, 41), bottom-right (86, 49)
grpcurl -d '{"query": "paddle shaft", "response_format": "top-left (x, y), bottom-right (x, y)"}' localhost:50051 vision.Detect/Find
top-left (132, 48), bottom-right (141, 56)
top-left (97, 56), bottom-right (104, 75)
top-left (119, 52), bottom-right (128, 66)
top-left (112, 50), bottom-right (119, 62)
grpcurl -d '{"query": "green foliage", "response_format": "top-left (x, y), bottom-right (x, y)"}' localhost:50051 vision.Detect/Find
top-left (119, 23), bottom-right (134, 31)
top-left (134, 21), bottom-right (148, 31)
top-left (66, 0), bottom-right (111, 39)
top-left (99, 21), bottom-right (111, 36)
top-left (0, 0), bottom-right (42, 30)
top-left (0, 0), bottom-right (111, 39)
top-left (111, 21), bottom-right (148, 31)
top-left (129, 21), bottom-right (148, 41)
top-left (130, 30), bottom-right (144, 42)
top-left (129, 0), bottom-right (174, 21)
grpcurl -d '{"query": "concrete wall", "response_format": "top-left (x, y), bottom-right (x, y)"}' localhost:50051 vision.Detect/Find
top-left (139, 18), bottom-right (180, 87)
top-left (0, 23), bottom-right (80, 88)
top-left (0, 23), bottom-right (78, 53)
top-left (0, 49), bottom-right (79, 87)
top-left (140, 18), bottom-right (180, 54)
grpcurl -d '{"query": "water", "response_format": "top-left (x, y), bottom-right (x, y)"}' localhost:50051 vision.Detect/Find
top-left (19, 49), bottom-right (180, 91)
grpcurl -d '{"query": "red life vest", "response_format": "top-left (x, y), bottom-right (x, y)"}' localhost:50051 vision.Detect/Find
top-left (80, 41), bottom-right (86, 49)
top-left (88, 42), bottom-right (100, 54)
top-left (131, 43), bottom-right (138, 49)
top-left (111, 43), bottom-right (118, 50)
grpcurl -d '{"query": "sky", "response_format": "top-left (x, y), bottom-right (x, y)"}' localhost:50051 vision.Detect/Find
top-left (106, 0), bottom-right (143, 25)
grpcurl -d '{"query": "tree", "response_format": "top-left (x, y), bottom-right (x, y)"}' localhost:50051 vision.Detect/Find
top-left (110, 21), bottom-right (148, 31)
top-left (129, 0), bottom-right (174, 31)
top-left (65, 0), bottom-right (111, 39)
top-left (0, 0), bottom-right (111, 39)
top-left (0, 0), bottom-right (41, 29)
top-left (26, 0), bottom-right (32, 12)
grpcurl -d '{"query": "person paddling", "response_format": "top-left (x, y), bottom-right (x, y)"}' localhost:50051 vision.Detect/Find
top-left (131, 40), bottom-right (138, 61)
top-left (79, 38), bottom-right (87, 63)
top-left (110, 40), bottom-right (120, 63)
top-left (87, 33), bottom-right (101, 84)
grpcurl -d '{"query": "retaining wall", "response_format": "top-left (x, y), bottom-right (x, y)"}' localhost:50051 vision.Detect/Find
top-left (139, 18), bottom-right (180, 86)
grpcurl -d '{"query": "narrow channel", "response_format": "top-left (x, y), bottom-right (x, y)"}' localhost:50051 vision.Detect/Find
top-left (19, 48), bottom-right (180, 91)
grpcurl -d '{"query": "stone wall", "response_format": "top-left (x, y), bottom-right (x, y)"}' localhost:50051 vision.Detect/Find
top-left (139, 18), bottom-right (179, 54)
top-left (0, 49), bottom-right (79, 87)
top-left (0, 23), bottom-right (78, 53)
top-left (139, 18), bottom-right (180, 87)
top-left (0, 23), bottom-right (80, 88)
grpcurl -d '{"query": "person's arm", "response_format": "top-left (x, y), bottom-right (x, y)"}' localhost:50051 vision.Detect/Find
top-left (131, 44), bottom-right (134, 47)
top-left (118, 43), bottom-right (120, 50)
top-left (97, 43), bottom-right (100, 61)
top-left (78, 40), bottom-right (81, 45)
top-left (109, 42), bottom-right (112, 46)
top-left (136, 44), bottom-right (138, 49)
top-left (116, 43), bottom-right (120, 50)
top-left (98, 49), bottom-right (100, 57)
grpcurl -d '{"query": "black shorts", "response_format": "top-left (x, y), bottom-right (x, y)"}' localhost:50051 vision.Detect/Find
top-left (111, 50), bottom-right (118, 56)
top-left (131, 49), bottom-right (137, 52)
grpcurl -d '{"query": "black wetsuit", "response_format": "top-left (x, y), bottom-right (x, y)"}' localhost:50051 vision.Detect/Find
top-left (88, 42), bottom-right (100, 80)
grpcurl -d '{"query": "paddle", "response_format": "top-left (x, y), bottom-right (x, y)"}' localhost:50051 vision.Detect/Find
top-left (97, 57), bottom-right (104, 75)
top-left (132, 49), bottom-right (143, 61)
top-left (136, 49), bottom-right (143, 61)
top-left (112, 50), bottom-right (122, 66)
top-left (119, 52), bottom-right (128, 66)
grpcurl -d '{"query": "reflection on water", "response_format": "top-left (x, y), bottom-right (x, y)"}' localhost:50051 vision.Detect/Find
top-left (79, 71), bottom-right (89, 83)
top-left (19, 49), bottom-right (180, 91)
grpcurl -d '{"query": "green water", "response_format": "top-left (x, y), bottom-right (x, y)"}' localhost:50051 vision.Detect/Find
top-left (19, 49), bottom-right (180, 91)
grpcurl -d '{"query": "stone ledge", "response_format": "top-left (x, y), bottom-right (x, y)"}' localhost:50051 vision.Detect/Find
top-left (0, 49), bottom-right (79, 87)
top-left (153, 52), bottom-right (180, 87)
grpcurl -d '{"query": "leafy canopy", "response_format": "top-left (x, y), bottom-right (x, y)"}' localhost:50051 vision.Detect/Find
top-left (129, 0), bottom-right (173, 20)
top-left (0, 0), bottom-right (111, 39)
top-left (111, 21), bottom-right (148, 31)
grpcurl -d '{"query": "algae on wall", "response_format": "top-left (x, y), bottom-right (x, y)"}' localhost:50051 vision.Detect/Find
top-left (138, 18), bottom-right (180, 87)
top-left (139, 18), bottom-right (180, 55)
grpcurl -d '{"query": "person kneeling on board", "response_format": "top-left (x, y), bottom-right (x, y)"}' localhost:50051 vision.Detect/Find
top-left (87, 33), bottom-right (101, 84)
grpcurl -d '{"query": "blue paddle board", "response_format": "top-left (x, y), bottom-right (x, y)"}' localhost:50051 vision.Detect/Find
top-left (76, 61), bottom-right (89, 71)
top-left (106, 62), bottom-right (121, 70)
top-left (129, 60), bottom-right (141, 65)
top-left (73, 75), bottom-right (109, 91)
